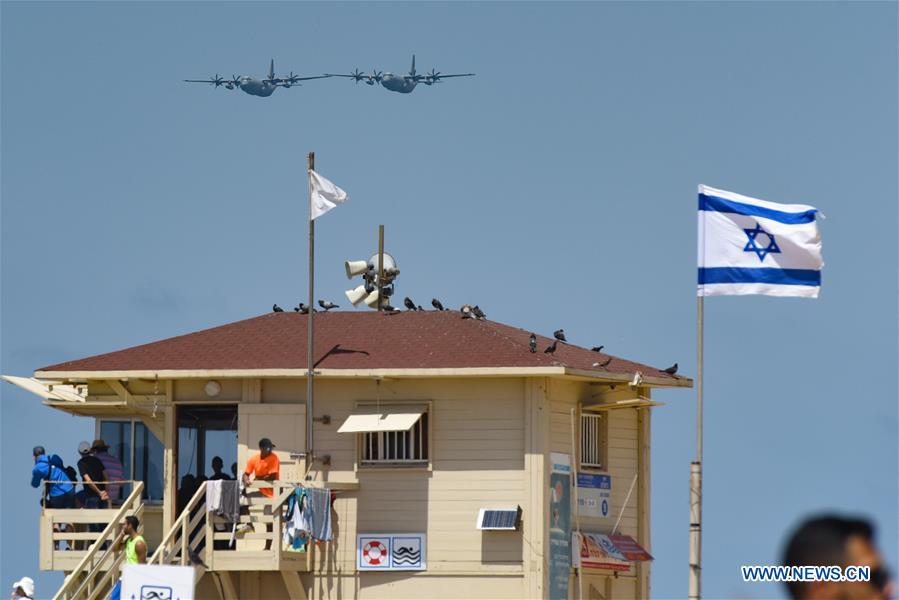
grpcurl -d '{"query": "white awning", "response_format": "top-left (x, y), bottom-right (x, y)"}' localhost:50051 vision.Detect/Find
top-left (337, 404), bottom-right (427, 433)
top-left (2, 375), bottom-right (86, 403)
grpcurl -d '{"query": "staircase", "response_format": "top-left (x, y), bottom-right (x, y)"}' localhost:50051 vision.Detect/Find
top-left (149, 481), bottom-right (208, 566)
top-left (52, 482), bottom-right (144, 600)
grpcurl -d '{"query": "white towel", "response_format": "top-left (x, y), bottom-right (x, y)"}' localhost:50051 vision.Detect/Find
top-left (206, 480), bottom-right (223, 513)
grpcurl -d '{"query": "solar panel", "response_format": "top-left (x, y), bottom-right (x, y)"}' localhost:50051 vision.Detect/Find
top-left (476, 506), bottom-right (522, 531)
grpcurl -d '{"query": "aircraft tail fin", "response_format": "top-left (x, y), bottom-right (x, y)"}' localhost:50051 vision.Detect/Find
top-left (269, 59), bottom-right (274, 80)
top-left (411, 54), bottom-right (416, 77)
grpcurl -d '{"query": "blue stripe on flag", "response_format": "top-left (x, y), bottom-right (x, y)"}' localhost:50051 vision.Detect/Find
top-left (699, 193), bottom-right (817, 225)
top-left (698, 267), bottom-right (821, 286)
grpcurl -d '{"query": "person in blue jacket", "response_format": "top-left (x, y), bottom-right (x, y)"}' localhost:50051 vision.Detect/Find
top-left (31, 446), bottom-right (75, 508)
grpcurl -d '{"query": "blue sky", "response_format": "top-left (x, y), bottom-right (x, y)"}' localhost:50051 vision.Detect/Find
top-left (2, 2), bottom-right (896, 598)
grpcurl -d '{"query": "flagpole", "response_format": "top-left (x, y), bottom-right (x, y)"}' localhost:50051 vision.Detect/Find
top-left (689, 295), bottom-right (703, 600)
top-left (306, 151), bottom-right (315, 467)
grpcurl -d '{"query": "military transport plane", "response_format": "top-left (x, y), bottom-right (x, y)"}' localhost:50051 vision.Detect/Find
top-left (184, 59), bottom-right (330, 98)
top-left (326, 55), bottom-right (474, 94)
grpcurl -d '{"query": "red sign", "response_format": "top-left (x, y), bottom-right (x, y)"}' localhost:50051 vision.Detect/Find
top-left (574, 533), bottom-right (653, 571)
top-left (608, 534), bottom-right (653, 561)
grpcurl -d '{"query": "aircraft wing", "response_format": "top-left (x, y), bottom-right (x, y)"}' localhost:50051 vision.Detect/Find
top-left (432, 73), bottom-right (475, 80)
top-left (267, 75), bottom-right (332, 86)
top-left (184, 76), bottom-right (237, 89)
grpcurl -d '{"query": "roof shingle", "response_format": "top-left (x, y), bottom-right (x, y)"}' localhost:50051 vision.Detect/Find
top-left (38, 311), bottom-right (682, 382)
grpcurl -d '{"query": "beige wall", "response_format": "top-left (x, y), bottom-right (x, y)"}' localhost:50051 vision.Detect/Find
top-left (262, 378), bottom-right (528, 591)
top-left (547, 379), bottom-right (649, 596)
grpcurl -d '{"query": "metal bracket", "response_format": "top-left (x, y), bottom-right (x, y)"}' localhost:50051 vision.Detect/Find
top-left (313, 414), bottom-right (331, 425)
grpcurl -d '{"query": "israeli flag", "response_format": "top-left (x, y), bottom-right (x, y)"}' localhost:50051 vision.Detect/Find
top-left (698, 185), bottom-right (823, 298)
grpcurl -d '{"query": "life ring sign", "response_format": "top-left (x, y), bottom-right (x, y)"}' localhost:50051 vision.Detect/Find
top-left (357, 534), bottom-right (427, 571)
top-left (362, 540), bottom-right (388, 566)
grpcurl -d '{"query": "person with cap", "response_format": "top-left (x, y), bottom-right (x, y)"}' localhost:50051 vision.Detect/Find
top-left (30, 446), bottom-right (75, 508)
top-left (77, 441), bottom-right (109, 517)
top-left (11, 576), bottom-right (34, 600)
top-left (91, 439), bottom-right (124, 504)
top-left (242, 438), bottom-right (280, 550)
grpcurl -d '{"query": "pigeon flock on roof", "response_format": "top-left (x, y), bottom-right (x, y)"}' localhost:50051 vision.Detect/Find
top-left (270, 299), bottom-right (679, 375)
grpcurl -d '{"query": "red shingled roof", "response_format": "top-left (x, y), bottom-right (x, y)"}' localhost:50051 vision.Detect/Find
top-left (38, 311), bottom-right (681, 381)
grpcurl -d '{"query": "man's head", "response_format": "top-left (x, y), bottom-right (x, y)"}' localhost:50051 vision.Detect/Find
top-left (91, 439), bottom-right (110, 453)
top-left (32, 446), bottom-right (45, 462)
top-left (123, 515), bottom-right (140, 536)
top-left (782, 514), bottom-right (893, 599)
top-left (259, 438), bottom-right (275, 458)
top-left (231, 462), bottom-right (237, 477)
top-left (212, 456), bottom-right (224, 472)
top-left (78, 441), bottom-right (92, 456)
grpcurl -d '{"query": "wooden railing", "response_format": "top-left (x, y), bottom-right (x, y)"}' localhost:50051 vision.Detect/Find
top-left (148, 481), bottom-right (208, 566)
top-left (51, 482), bottom-right (144, 600)
top-left (150, 481), bottom-right (309, 572)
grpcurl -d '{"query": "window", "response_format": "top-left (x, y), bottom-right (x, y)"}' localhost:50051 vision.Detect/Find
top-left (97, 419), bottom-right (164, 502)
top-left (337, 403), bottom-right (431, 467)
top-left (580, 411), bottom-right (606, 470)
top-left (361, 412), bottom-right (429, 466)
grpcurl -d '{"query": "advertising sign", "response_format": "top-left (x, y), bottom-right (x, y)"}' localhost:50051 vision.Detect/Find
top-left (549, 453), bottom-right (571, 600)
top-left (576, 473), bottom-right (612, 519)
top-left (357, 533), bottom-right (426, 571)
top-left (574, 532), bottom-right (654, 572)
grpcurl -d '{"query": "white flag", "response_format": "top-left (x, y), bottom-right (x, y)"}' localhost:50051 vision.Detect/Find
top-left (698, 185), bottom-right (823, 298)
top-left (309, 169), bottom-right (348, 220)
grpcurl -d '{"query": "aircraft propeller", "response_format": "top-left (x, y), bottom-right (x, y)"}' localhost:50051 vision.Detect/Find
top-left (423, 69), bottom-right (441, 85)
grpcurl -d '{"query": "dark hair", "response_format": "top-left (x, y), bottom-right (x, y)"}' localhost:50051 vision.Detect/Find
top-left (212, 456), bottom-right (223, 467)
top-left (124, 515), bottom-right (140, 530)
top-left (782, 514), bottom-right (875, 599)
top-left (33, 446), bottom-right (45, 457)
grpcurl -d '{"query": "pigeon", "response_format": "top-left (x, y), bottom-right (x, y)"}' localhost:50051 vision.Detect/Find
top-left (544, 340), bottom-right (557, 354)
top-left (591, 346), bottom-right (605, 353)
top-left (404, 297), bottom-right (417, 311)
top-left (431, 298), bottom-right (445, 311)
top-left (472, 305), bottom-right (486, 319)
top-left (318, 300), bottom-right (339, 311)
top-left (554, 329), bottom-right (567, 342)
top-left (662, 363), bottom-right (678, 375)
top-left (461, 304), bottom-right (473, 318)
top-left (595, 357), bottom-right (612, 368)
top-left (529, 334), bottom-right (537, 353)
top-left (272, 304), bottom-right (284, 313)
top-left (382, 303), bottom-right (397, 312)
top-left (296, 303), bottom-right (310, 314)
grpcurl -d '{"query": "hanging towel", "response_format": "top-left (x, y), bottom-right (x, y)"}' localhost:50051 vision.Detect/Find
top-left (283, 487), bottom-right (311, 552)
top-left (307, 487), bottom-right (332, 542)
top-left (206, 480), bottom-right (223, 513)
top-left (216, 480), bottom-right (240, 523)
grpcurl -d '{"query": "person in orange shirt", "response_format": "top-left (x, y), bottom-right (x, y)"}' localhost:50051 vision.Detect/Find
top-left (242, 438), bottom-right (280, 550)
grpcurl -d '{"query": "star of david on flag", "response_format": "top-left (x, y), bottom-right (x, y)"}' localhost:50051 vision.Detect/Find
top-left (697, 185), bottom-right (823, 298)
top-left (742, 223), bottom-right (781, 262)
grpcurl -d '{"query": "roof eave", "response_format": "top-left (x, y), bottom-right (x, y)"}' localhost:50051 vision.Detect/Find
top-left (34, 366), bottom-right (569, 381)
top-left (563, 367), bottom-right (693, 388)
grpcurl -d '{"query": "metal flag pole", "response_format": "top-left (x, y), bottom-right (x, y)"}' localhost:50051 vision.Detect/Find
top-left (377, 225), bottom-right (385, 311)
top-left (306, 151), bottom-right (315, 468)
top-left (689, 294), bottom-right (704, 599)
